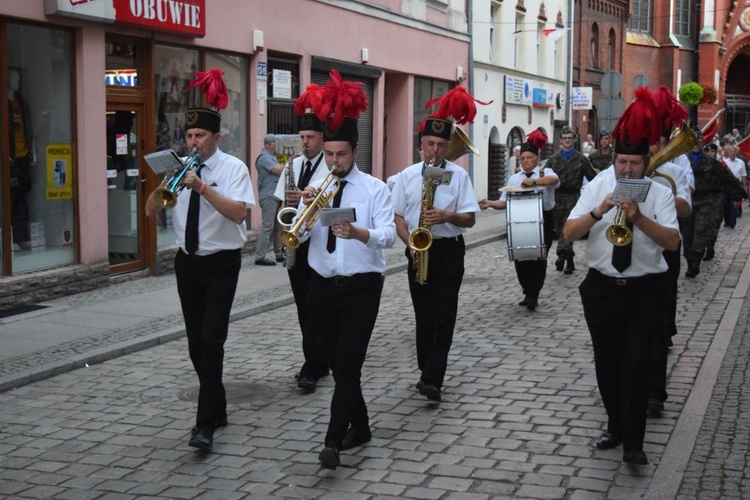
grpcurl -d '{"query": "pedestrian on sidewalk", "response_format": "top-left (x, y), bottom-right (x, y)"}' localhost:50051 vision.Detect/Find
top-left (480, 128), bottom-right (559, 311)
top-left (392, 86), bottom-right (484, 403)
top-left (299, 70), bottom-right (396, 470)
top-left (254, 134), bottom-right (284, 266)
top-left (145, 69), bottom-right (255, 453)
top-left (562, 88), bottom-right (680, 466)
top-left (273, 89), bottom-right (331, 393)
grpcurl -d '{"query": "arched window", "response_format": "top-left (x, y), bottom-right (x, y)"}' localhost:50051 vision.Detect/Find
top-left (590, 23), bottom-right (599, 69)
top-left (608, 29), bottom-right (616, 70)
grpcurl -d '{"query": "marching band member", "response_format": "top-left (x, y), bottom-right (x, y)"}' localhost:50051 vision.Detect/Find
top-left (391, 87), bottom-right (485, 402)
top-left (480, 129), bottom-right (560, 310)
top-left (562, 88), bottom-right (680, 465)
top-left (295, 70), bottom-right (396, 470)
top-left (273, 91), bottom-right (330, 393)
top-left (145, 70), bottom-right (254, 453)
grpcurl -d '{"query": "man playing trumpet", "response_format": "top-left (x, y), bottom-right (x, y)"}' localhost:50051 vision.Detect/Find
top-left (562, 88), bottom-right (680, 466)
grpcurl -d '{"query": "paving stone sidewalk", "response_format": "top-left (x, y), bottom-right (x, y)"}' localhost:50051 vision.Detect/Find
top-left (0, 215), bottom-right (749, 499)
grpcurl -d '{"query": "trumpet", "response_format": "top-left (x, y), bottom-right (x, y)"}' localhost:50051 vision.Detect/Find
top-left (279, 168), bottom-right (340, 250)
top-left (154, 147), bottom-right (201, 209)
top-left (605, 205), bottom-right (632, 247)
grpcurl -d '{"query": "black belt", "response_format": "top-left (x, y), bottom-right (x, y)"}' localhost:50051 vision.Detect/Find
top-left (431, 235), bottom-right (464, 244)
top-left (589, 268), bottom-right (666, 286)
top-left (313, 272), bottom-right (382, 287)
top-left (178, 248), bottom-right (241, 262)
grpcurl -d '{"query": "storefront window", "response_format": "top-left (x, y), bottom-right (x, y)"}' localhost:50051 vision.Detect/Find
top-left (2, 23), bottom-right (75, 274)
top-left (153, 46), bottom-right (247, 249)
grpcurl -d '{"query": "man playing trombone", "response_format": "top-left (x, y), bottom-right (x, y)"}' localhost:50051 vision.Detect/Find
top-left (562, 88), bottom-right (680, 466)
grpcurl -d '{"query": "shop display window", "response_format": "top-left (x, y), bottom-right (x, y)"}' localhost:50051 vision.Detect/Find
top-left (153, 46), bottom-right (247, 249)
top-left (2, 23), bottom-right (75, 274)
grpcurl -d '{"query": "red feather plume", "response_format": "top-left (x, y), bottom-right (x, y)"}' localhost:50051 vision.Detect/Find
top-left (189, 68), bottom-right (228, 111)
top-left (294, 84), bottom-right (325, 116)
top-left (425, 86), bottom-right (493, 125)
top-left (526, 128), bottom-right (548, 150)
top-left (314, 69), bottom-right (368, 132)
top-left (612, 87), bottom-right (662, 148)
top-left (652, 85), bottom-right (688, 132)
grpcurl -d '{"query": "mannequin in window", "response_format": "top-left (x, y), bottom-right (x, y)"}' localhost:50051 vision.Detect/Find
top-left (8, 68), bottom-right (32, 250)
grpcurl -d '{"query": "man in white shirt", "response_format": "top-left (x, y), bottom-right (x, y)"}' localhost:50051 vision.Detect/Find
top-left (562, 88), bottom-right (680, 466)
top-left (722, 144), bottom-right (748, 217)
top-left (480, 129), bottom-right (560, 310)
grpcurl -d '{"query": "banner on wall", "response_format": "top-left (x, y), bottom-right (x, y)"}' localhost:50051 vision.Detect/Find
top-left (46, 144), bottom-right (74, 200)
top-left (44, 0), bottom-right (206, 37)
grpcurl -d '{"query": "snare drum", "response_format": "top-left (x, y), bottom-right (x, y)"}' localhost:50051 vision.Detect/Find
top-left (506, 190), bottom-right (545, 261)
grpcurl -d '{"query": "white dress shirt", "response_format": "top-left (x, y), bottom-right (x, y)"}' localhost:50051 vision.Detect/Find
top-left (568, 173), bottom-right (678, 277)
top-left (391, 160), bottom-right (480, 238)
top-left (273, 151), bottom-right (328, 202)
top-left (300, 164), bottom-right (396, 277)
top-left (172, 148), bottom-right (255, 255)
top-left (500, 166), bottom-right (560, 210)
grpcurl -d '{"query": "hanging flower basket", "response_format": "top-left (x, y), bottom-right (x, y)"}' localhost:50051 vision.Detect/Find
top-left (678, 82), bottom-right (703, 106)
top-left (700, 85), bottom-right (718, 105)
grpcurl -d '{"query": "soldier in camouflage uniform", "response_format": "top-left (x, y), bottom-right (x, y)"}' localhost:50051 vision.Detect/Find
top-left (683, 129), bottom-right (748, 278)
top-left (588, 130), bottom-right (615, 171)
top-left (546, 126), bottom-right (598, 274)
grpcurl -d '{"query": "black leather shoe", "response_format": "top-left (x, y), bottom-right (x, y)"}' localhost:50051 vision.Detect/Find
top-left (623, 450), bottom-right (648, 465)
top-left (703, 248), bottom-right (715, 261)
top-left (555, 258), bottom-right (565, 272)
top-left (418, 381), bottom-right (441, 401)
top-left (526, 297), bottom-right (537, 311)
top-left (341, 426), bottom-right (372, 451)
top-left (255, 258), bottom-right (276, 266)
top-left (189, 428), bottom-right (214, 452)
top-left (518, 296), bottom-right (528, 306)
top-left (297, 376), bottom-right (317, 393)
top-left (595, 432), bottom-right (622, 450)
top-left (319, 444), bottom-right (340, 470)
top-left (191, 417), bottom-right (227, 436)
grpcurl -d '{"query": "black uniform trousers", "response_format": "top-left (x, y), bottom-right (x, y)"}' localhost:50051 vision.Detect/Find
top-left (308, 272), bottom-right (384, 447)
top-left (287, 241), bottom-right (329, 380)
top-left (406, 235), bottom-right (465, 389)
top-left (649, 243), bottom-right (681, 404)
top-left (513, 209), bottom-right (554, 299)
top-left (580, 268), bottom-right (667, 452)
top-left (175, 249), bottom-right (241, 430)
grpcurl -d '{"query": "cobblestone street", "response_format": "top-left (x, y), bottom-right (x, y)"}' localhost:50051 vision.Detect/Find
top-left (1, 217), bottom-right (750, 499)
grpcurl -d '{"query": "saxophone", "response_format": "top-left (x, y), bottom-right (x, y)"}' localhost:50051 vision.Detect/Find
top-left (276, 152), bottom-right (298, 269)
top-left (408, 159), bottom-right (435, 285)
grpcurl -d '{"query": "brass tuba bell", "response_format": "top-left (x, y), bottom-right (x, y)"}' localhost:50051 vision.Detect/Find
top-left (647, 122), bottom-right (699, 194)
top-left (445, 126), bottom-right (480, 161)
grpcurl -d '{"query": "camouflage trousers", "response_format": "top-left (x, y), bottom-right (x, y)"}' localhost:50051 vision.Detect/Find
top-left (553, 194), bottom-right (580, 258)
top-left (682, 194), bottom-right (724, 261)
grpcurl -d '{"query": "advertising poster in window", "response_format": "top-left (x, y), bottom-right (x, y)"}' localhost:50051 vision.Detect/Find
top-left (46, 144), bottom-right (73, 200)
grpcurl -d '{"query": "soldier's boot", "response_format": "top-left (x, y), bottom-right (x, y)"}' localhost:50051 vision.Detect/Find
top-left (564, 257), bottom-right (575, 275)
top-left (555, 253), bottom-right (565, 272)
top-left (703, 248), bottom-right (715, 261)
top-left (685, 259), bottom-right (701, 278)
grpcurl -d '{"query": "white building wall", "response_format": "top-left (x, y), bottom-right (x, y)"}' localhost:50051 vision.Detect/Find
top-left (470, 0), bottom-right (570, 199)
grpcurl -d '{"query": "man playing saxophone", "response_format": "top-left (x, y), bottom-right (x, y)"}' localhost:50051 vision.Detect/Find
top-left (391, 87), bottom-right (483, 402)
top-left (273, 99), bottom-right (330, 393)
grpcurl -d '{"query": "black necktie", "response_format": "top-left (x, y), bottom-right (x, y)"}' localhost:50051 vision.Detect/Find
top-left (326, 180), bottom-right (348, 253)
top-left (524, 172), bottom-right (534, 178)
top-left (611, 221), bottom-right (634, 272)
top-left (300, 160), bottom-right (313, 188)
top-left (185, 168), bottom-right (202, 255)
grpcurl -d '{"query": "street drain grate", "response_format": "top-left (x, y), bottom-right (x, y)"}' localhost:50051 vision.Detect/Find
top-left (177, 382), bottom-right (278, 403)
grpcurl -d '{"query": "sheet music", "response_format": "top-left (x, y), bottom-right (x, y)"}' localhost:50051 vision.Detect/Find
top-left (319, 207), bottom-right (357, 227)
top-left (144, 150), bottom-right (184, 175)
top-left (423, 166), bottom-right (453, 186)
top-left (612, 178), bottom-right (651, 203)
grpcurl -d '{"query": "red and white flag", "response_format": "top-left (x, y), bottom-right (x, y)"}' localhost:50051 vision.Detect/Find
top-left (542, 28), bottom-right (568, 41)
top-left (700, 108), bottom-right (725, 145)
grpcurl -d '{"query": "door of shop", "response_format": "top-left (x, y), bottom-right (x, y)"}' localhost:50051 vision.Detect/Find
top-left (106, 104), bottom-right (148, 273)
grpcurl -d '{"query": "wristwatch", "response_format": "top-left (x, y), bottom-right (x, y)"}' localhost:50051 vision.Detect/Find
top-left (589, 210), bottom-right (602, 221)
